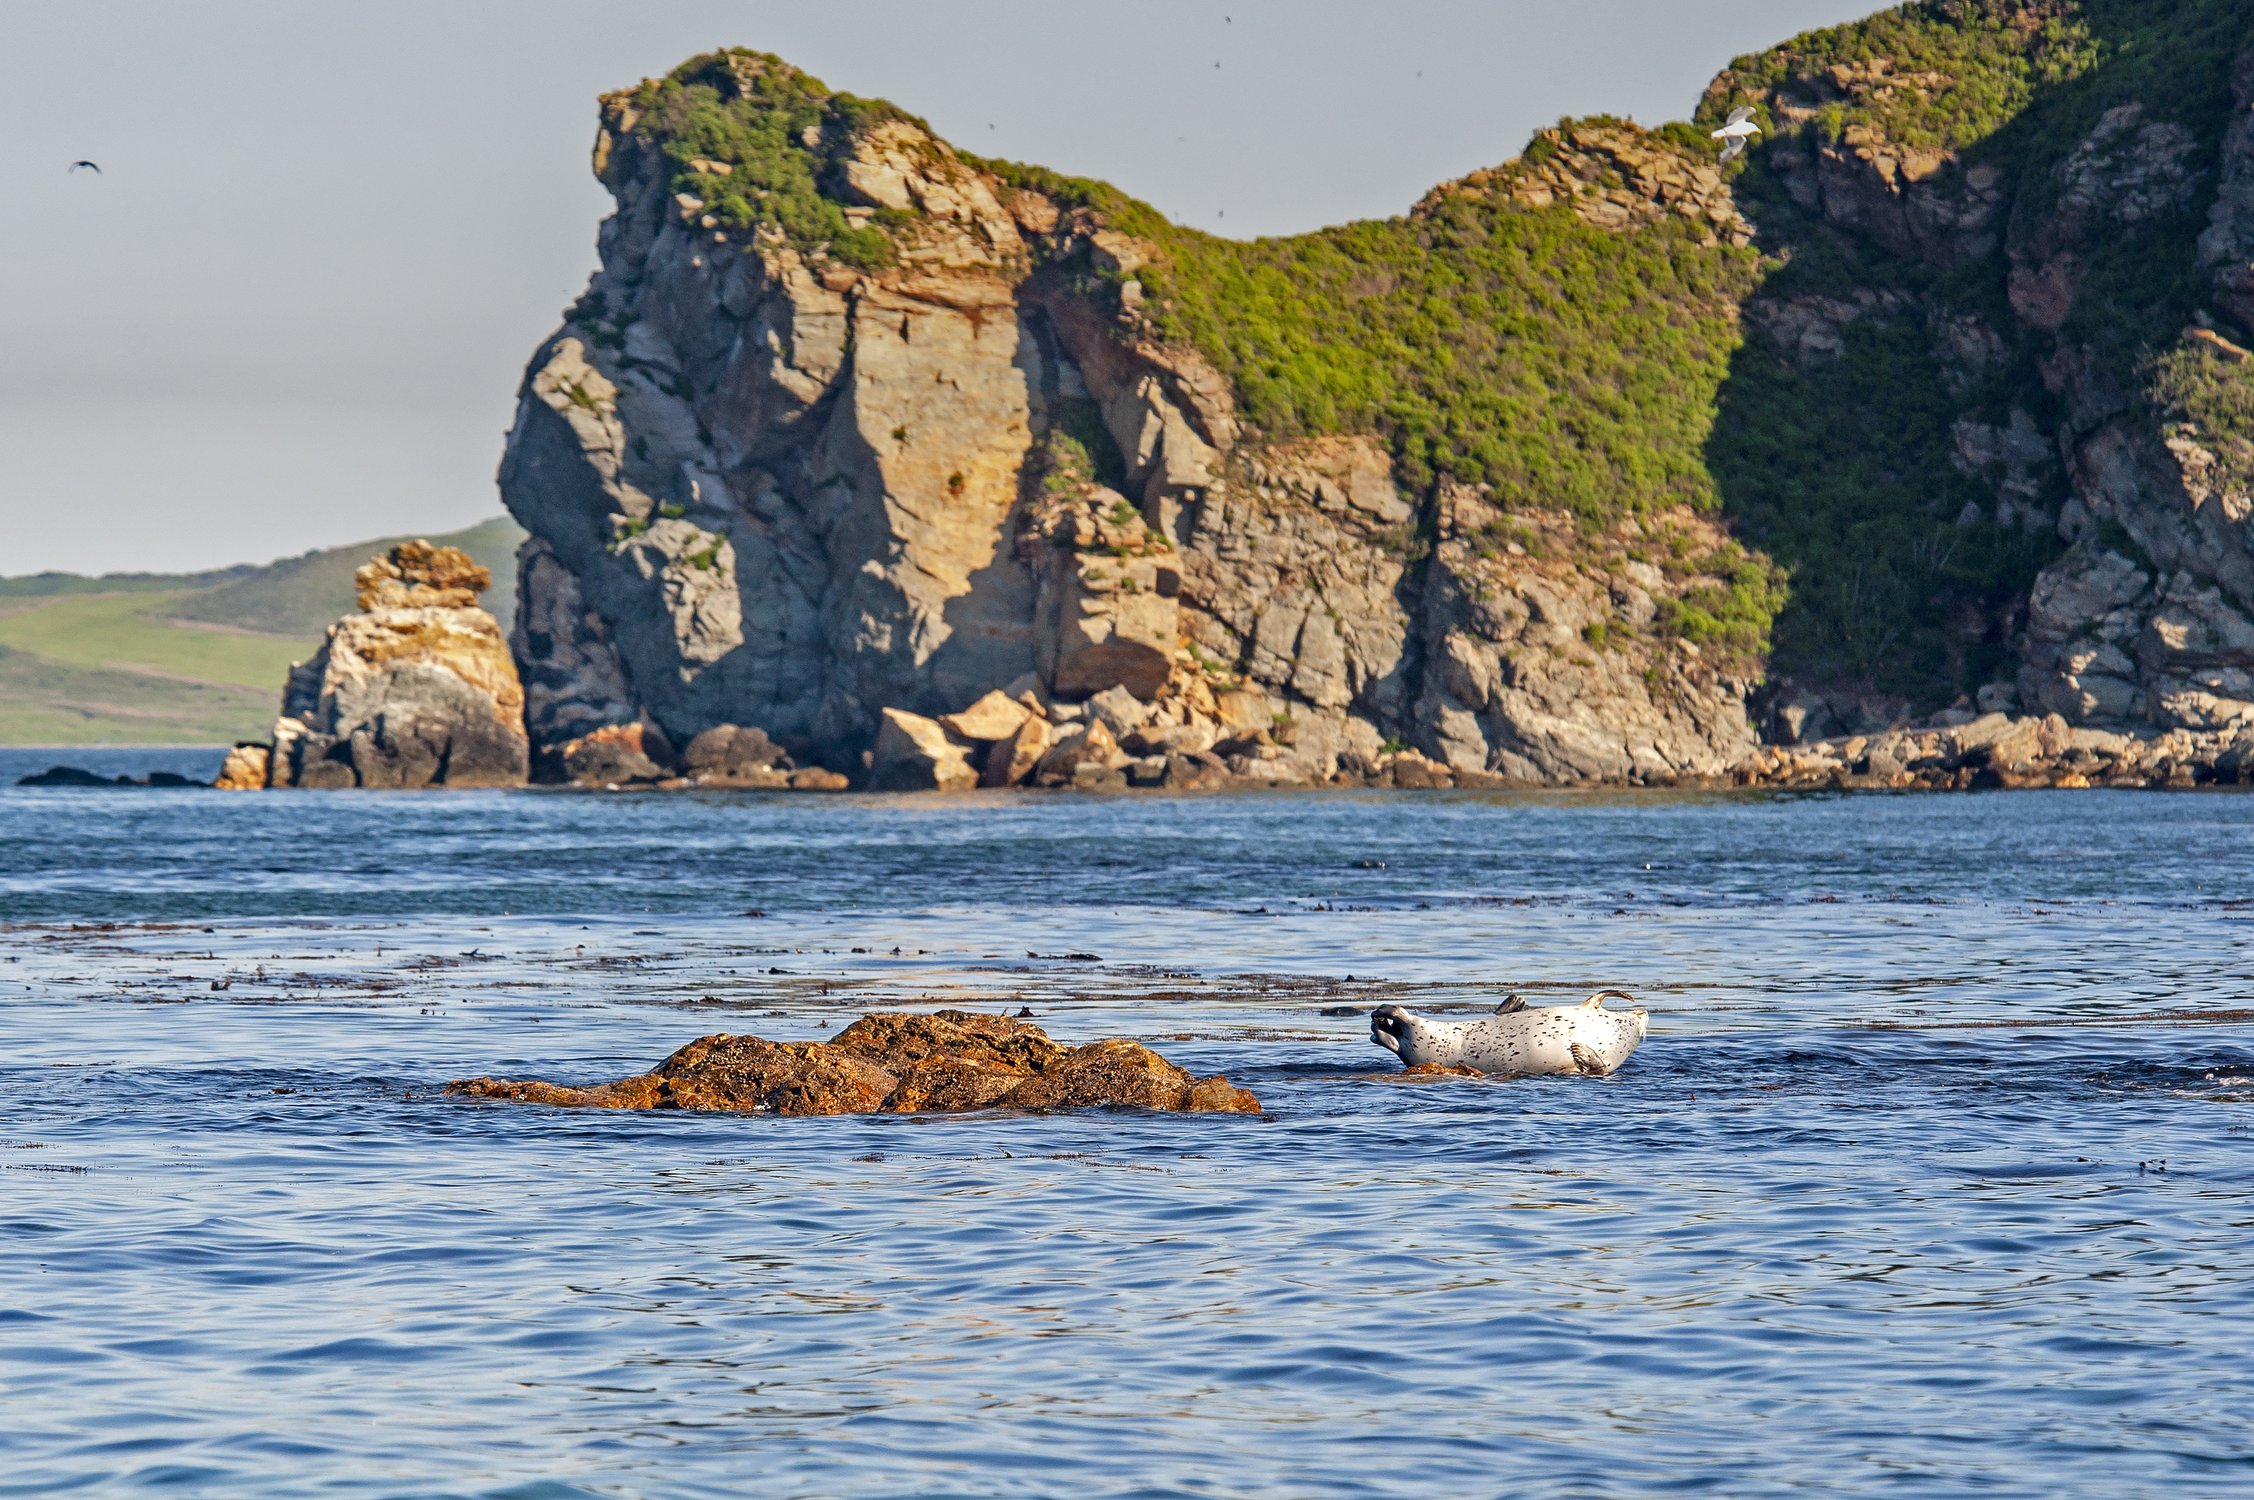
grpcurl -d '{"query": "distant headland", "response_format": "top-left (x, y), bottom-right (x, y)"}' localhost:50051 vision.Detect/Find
top-left (30, 2), bottom-right (2254, 793)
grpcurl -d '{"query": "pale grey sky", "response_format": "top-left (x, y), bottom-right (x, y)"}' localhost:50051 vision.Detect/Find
top-left (0, 0), bottom-right (1875, 576)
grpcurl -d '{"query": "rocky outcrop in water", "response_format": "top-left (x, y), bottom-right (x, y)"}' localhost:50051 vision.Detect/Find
top-left (539, 716), bottom-right (848, 790)
top-left (212, 743), bottom-right (270, 790)
top-left (261, 543), bottom-right (530, 789)
top-left (450, 1010), bottom-right (1262, 1115)
top-left (13, 766), bottom-right (207, 789)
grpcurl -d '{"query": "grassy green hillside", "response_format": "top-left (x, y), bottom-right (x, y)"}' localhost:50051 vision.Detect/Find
top-left (0, 565), bottom-right (251, 602)
top-left (0, 518), bottom-right (524, 745)
top-left (168, 517), bottom-right (523, 639)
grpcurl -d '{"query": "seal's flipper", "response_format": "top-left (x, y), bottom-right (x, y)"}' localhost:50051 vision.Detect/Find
top-left (1494, 994), bottom-right (1527, 1015)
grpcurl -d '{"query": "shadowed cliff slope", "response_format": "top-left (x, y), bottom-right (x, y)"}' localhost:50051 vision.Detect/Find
top-left (1707, 0), bottom-right (2254, 735)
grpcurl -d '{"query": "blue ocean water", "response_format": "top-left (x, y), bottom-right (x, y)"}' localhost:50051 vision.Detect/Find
top-left (3, 746), bottom-right (2252, 1497)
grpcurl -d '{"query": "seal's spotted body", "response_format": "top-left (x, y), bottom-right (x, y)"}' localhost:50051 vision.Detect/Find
top-left (1370, 991), bottom-right (1648, 1077)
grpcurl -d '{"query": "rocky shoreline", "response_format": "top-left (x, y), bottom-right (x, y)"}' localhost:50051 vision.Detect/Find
top-left (1731, 711), bottom-right (2254, 791)
top-left (26, 707), bottom-right (2254, 796)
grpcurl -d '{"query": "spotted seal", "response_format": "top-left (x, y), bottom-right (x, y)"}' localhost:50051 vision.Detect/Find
top-left (1370, 991), bottom-right (1648, 1077)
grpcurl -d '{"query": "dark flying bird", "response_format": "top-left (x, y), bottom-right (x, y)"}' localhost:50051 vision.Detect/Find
top-left (69, 160), bottom-right (101, 174)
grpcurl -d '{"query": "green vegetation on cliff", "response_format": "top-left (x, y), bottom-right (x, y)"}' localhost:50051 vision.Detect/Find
top-left (647, 56), bottom-right (1765, 540)
top-left (986, 143), bottom-right (1786, 667)
top-left (2154, 340), bottom-right (2254, 435)
top-left (1709, 0), bottom-right (2245, 163)
top-left (1712, 1), bottom-right (2098, 152)
top-left (979, 137), bottom-right (1760, 523)
top-left (623, 50), bottom-right (921, 268)
top-left (1708, 309), bottom-right (2053, 692)
top-left (1137, 200), bottom-right (1759, 515)
top-left (1700, 0), bottom-right (2254, 701)
top-left (2154, 339), bottom-right (2254, 491)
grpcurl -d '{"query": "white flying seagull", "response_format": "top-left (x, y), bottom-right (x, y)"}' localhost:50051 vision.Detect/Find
top-left (1712, 105), bottom-right (1761, 162)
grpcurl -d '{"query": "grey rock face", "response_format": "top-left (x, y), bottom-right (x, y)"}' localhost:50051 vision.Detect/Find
top-left (501, 99), bottom-right (1054, 772)
top-left (681, 724), bottom-right (787, 778)
top-left (2202, 52), bottom-right (2254, 332)
top-left (1739, 44), bottom-right (2254, 746)
top-left (1410, 485), bottom-right (1760, 783)
top-left (2015, 420), bottom-right (2254, 735)
top-left (1756, 98), bottom-right (2007, 270)
top-left (868, 708), bottom-right (978, 792)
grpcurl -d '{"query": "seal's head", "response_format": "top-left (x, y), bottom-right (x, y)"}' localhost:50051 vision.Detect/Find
top-left (1587, 989), bottom-right (1651, 1039)
top-left (1370, 1003), bottom-right (1418, 1061)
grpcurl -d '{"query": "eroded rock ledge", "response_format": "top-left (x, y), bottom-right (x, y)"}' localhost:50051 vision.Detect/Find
top-left (449, 1010), bottom-right (1262, 1115)
top-left (1737, 710), bottom-right (2254, 791)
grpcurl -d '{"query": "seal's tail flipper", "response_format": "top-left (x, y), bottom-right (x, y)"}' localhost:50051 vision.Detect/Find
top-left (1370, 1004), bottom-right (1411, 1057)
top-left (1494, 994), bottom-right (1526, 1015)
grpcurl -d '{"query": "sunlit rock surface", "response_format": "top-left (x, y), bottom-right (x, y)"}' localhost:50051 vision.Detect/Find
top-left (263, 543), bottom-right (529, 789)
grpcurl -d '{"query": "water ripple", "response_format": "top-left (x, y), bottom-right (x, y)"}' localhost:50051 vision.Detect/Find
top-left (2, 775), bottom-right (2252, 1493)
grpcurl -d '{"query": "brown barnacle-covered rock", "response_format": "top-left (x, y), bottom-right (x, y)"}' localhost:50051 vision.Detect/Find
top-left (450, 1010), bottom-right (1262, 1116)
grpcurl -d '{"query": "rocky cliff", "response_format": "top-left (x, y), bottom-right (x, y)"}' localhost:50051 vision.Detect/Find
top-left (498, 56), bottom-right (1770, 786)
top-left (500, 3), bottom-right (2254, 789)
